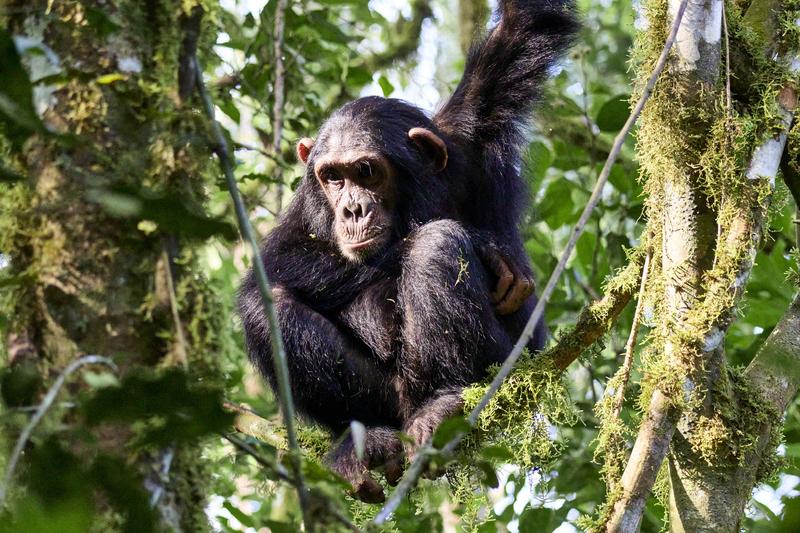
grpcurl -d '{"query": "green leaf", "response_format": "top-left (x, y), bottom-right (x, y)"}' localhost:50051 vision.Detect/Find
top-left (82, 369), bottom-right (233, 446)
top-left (475, 460), bottom-right (499, 488)
top-left (378, 75), bottom-right (394, 96)
top-left (82, 370), bottom-right (120, 389)
top-left (607, 163), bottom-right (634, 194)
top-left (87, 186), bottom-right (238, 241)
top-left (431, 416), bottom-right (471, 448)
top-left (595, 94), bottom-right (629, 132)
top-left (0, 164), bottom-right (25, 182)
top-left (223, 501), bottom-right (257, 528)
top-left (95, 73), bottom-right (125, 84)
top-left (346, 65), bottom-right (373, 87)
top-left (518, 507), bottom-right (557, 532)
top-left (1, 359), bottom-right (42, 407)
top-left (480, 444), bottom-right (515, 461)
top-left (0, 29), bottom-right (48, 148)
top-left (537, 179), bottom-right (578, 229)
top-left (523, 141), bottom-right (552, 191)
top-left (84, 7), bottom-right (121, 38)
top-left (218, 98), bottom-right (241, 124)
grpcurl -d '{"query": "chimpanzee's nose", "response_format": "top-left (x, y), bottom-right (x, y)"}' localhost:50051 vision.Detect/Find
top-left (343, 200), bottom-right (371, 222)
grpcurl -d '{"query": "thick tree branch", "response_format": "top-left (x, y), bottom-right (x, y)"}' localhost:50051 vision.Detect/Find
top-left (667, 52), bottom-right (798, 529)
top-left (607, 1), bottom-right (717, 530)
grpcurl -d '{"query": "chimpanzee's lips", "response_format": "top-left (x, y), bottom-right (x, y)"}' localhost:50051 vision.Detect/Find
top-left (344, 235), bottom-right (381, 251)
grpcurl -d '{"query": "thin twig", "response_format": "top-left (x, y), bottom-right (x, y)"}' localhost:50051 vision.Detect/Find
top-left (372, 0), bottom-right (690, 523)
top-left (233, 142), bottom-right (278, 161)
top-left (271, 0), bottom-right (288, 212)
top-left (722, 0), bottom-right (732, 118)
top-left (612, 252), bottom-right (651, 418)
top-left (0, 355), bottom-right (118, 506)
top-left (193, 56), bottom-right (312, 526)
top-left (222, 433), bottom-right (293, 483)
top-left (162, 244), bottom-right (188, 368)
top-left (223, 433), bottom-right (361, 533)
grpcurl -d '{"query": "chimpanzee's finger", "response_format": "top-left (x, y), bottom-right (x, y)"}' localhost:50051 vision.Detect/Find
top-left (384, 459), bottom-right (403, 486)
top-left (486, 250), bottom-right (514, 303)
top-left (354, 474), bottom-right (385, 504)
top-left (496, 276), bottom-right (535, 315)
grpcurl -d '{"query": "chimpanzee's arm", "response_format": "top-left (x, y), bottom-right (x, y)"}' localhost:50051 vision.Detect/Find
top-left (238, 273), bottom-right (395, 431)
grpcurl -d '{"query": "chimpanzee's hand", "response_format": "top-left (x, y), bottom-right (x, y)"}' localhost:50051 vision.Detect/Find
top-left (478, 244), bottom-right (535, 315)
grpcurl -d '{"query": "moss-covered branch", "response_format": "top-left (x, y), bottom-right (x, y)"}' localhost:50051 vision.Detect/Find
top-left (543, 254), bottom-right (644, 372)
top-left (607, 0), bottom-right (722, 529)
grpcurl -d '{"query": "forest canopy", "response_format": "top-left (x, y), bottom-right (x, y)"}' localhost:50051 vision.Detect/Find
top-left (1, 0), bottom-right (799, 532)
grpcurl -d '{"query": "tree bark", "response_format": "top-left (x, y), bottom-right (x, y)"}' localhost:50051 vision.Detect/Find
top-left (607, 1), bottom-right (722, 529)
top-left (1, 1), bottom-right (226, 529)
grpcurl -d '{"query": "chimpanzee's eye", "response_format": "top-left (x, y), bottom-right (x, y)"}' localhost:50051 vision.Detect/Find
top-left (323, 168), bottom-right (341, 183)
top-left (358, 160), bottom-right (373, 179)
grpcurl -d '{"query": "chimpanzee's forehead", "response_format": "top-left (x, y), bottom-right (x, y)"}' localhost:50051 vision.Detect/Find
top-left (317, 113), bottom-right (381, 154)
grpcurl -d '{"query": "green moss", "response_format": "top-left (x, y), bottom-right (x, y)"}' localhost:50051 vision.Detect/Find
top-left (461, 353), bottom-right (578, 468)
top-left (683, 366), bottom-right (783, 473)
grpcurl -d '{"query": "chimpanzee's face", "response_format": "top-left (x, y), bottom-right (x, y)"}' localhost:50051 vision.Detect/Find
top-left (295, 98), bottom-right (448, 262)
top-left (311, 143), bottom-right (397, 262)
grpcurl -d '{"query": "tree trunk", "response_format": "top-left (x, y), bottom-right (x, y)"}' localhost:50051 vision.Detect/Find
top-left (607, 0), bottom-right (799, 530)
top-left (1, 1), bottom-right (226, 530)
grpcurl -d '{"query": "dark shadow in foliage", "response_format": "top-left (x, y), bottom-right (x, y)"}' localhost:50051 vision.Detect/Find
top-left (0, 359), bottom-right (42, 408)
top-left (82, 369), bottom-right (233, 446)
top-left (0, 29), bottom-right (49, 149)
top-left (0, 437), bottom-right (154, 533)
top-left (87, 185), bottom-right (238, 241)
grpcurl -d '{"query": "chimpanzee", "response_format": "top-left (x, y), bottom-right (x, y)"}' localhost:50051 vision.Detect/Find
top-left (239, 0), bottom-right (578, 502)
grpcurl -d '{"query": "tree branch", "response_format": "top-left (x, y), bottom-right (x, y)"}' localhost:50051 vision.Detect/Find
top-left (192, 56), bottom-right (312, 526)
top-left (666, 54), bottom-right (798, 530)
top-left (612, 252), bottom-right (652, 418)
top-left (0, 355), bottom-right (118, 506)
top-left (271, 0), bottom-right (288, 212)
top-left (543, 253), bottom-right (644, 372)
top-left (223, 401), bottom-right (288, 450)
top-left (606, 0), bottom-right (723, 528)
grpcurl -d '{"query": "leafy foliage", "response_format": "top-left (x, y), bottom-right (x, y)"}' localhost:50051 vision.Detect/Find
top-left (0, 0), bottom-right (799, 531)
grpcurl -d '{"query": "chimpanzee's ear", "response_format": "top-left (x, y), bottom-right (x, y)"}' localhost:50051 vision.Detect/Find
top-left (296, 137), bottom-right (315, 165)
top-left (408, 127), bottom-right (448, 172)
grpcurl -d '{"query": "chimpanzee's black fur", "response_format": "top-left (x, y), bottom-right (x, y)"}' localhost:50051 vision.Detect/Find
top-left (239, 0), bottom-right (578, 498)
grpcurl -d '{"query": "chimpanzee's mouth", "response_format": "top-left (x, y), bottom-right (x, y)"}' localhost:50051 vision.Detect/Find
top-left (345, 236), bottom-right (380, 250)
top-left (339, 230), bottom-right (389, 259)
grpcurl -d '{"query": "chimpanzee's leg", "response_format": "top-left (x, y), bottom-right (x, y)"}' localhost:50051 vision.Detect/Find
top-left (240, 285), bottom-right (398, 429)
top-left (397, 220), bottom-right (513, 446)
top-left (326, 427), bottom-right (404, 503)
top-left (240, 283), bottom-right (405, 500)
